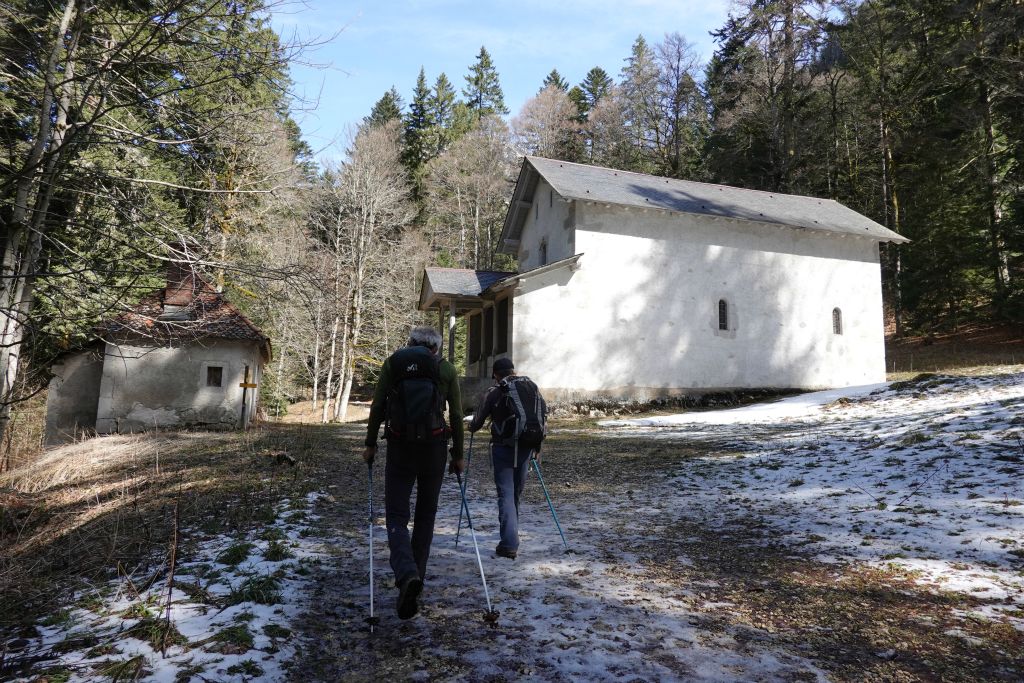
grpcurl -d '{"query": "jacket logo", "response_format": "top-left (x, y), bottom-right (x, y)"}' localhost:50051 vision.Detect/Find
top-left (406, 363), bottom-right (418, 372)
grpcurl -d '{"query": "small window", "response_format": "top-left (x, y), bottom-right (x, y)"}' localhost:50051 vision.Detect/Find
top-left (539, 239), bottom-right (548, 266)
top-left (535, 201), bottom-right (539, 221)
top-left (206, 366), bottom-right (223, 387)
top-left (549, 189), bottom-right (553, 208)
top-left (718, 299), bottom-right (729, 331)
top-left (832, 308), bottom-right (843, 335)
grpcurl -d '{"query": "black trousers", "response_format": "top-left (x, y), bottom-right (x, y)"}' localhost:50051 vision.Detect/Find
top-left (384, 439), bottom-right (448, 583)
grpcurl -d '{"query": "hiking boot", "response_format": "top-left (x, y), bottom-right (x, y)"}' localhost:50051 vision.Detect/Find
top-left (396, 575), bottom-right (423, 619)
top-left (495, 545), bottom-right (517, 560)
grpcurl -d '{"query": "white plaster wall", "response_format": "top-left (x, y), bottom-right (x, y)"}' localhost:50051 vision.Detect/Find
top-left (512, 202), bottom-right (888, 398)
top-left (95, 340), bottom-right (263, 434)
top-left (517, 179), bottom-right (574, 270)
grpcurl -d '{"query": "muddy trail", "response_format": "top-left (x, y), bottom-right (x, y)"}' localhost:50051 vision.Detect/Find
top-left (287, 418), bottom-right (1023, 682)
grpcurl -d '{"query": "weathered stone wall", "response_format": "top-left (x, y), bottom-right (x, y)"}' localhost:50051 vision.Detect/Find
top-left (95, 340), bottom-right (263, 435)
top-left (44, 349), bottom-right (104, 445)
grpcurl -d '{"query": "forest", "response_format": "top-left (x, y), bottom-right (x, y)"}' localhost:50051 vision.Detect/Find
top-left (1, 0), bottom-right (1021, 454)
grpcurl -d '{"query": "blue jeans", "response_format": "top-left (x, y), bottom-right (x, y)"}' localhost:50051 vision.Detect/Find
top-left (491, 443), bottom-right (533, 552)
top-left (384, 439), bottom-right (448, 583)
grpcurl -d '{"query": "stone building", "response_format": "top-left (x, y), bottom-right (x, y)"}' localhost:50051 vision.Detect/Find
top-left (44, 264), bottom-right (270, 445)
top-left (420, 156), bottom-right (908, 402)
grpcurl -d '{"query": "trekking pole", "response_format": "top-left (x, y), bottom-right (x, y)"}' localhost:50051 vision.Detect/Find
top-left (455, 471), bottom-right (498, 624)
top-left (531, 453), bottom-right (569, 552)
top-left (455, 431), bottom-right (474, 547)
top-left (366, 462), bottom-right (379, 632)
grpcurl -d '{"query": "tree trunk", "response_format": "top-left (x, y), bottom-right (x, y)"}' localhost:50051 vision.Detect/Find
top-left (0, 0), bottom-right (81, 437)
top-left (320, 316), bottom-right (339, 423)
top-left (980, 79), bottom-right (1010, 307)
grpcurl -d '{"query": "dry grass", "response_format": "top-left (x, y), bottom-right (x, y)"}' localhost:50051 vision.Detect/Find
top-left (275, 399), bottom-right (370, 424)
top-left (0, 392), bottom-right (46, 473)
top-left (0, 423), bottom-right (345, 632)
top-left (886, 322), bottom-right (1024, 374)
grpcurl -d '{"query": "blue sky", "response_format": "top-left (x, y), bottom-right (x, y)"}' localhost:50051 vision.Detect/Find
top-left (271, 0), bottom-right (733, 161)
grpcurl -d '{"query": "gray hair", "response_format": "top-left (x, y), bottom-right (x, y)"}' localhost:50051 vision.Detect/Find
top-left (407, 325), bottom-right (442, 350)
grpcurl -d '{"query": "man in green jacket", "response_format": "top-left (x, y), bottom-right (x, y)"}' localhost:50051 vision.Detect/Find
top-left (362, 325), bottom-right (464, 620)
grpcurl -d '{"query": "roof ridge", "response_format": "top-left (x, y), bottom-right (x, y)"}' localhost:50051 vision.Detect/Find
top-left (526, 155), bottom-right (833, 203)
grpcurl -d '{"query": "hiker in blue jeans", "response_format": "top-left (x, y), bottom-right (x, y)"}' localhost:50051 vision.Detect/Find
top-left (468, 358), bottom-right (547, 560)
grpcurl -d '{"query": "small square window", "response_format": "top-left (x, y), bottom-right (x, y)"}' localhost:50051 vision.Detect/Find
top-left (206, 366), bottom-right (223, 387)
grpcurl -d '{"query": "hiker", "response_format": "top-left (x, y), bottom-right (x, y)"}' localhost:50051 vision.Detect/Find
top-left (468, 358), bottom-right (547, 560)
top-left (362, 325), bottom-right (465, 619)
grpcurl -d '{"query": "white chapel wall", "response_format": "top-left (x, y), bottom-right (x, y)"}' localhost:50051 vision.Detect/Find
top-left (516, 179), bottom-right (574, 271)
top-left (512, 202), bottom-right (888, 399)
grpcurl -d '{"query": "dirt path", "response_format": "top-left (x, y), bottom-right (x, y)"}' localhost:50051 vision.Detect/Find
top-left (289, 428), bottom-right (828, 682)
top-left (288, 420), bottom-right (1023, 682)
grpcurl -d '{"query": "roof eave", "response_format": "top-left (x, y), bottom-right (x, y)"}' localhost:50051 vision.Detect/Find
top-left (497, 158), bottom-right (538, 255)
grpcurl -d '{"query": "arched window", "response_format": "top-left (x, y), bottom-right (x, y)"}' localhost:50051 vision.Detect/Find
top-left (718, 299), bottom-right (729, 331)
top-left (539, 239), bottom-right (548, 266)
top-left (832, 307), bottom-right (843, 335)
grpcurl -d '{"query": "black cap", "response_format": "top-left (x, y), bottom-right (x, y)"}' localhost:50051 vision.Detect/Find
top-left (492, 358), bottom-right (514, 375)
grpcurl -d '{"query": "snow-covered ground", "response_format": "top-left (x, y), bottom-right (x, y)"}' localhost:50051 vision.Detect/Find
top-left (8, 492), bottom-right (330, 682)
top-left (9, 369), bottom-right (1023, 681)
top-left (603, 369), bottom-right (1024, 629)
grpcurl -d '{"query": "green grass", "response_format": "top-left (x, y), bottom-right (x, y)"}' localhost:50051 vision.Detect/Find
top-left (226, 660), bottom-right (264, 677)
top-left (211, 624), bottom-right (254, 652)
top-left (217, 542), bottom-right (254, 566)
top-left (263, 623), bottom-right (291, 638)
top-left (264, 540), bottom-right (294, 562)
top-left (226, 574), bottom-right (282, 606)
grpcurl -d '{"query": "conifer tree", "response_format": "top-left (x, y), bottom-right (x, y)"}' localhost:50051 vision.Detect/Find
top-left (568, 86), bottom-right (589, 120)
top-left (426, 73), bottom-right (458, 156)
top-left (580, 67), bottom-right (613, 111)
top-left (463, 46), bottom-right (509, 118)
top-left (542, 69), bottom-right (569, 92)
top-left (620, 35), bottom-right (660, 172)
top-left (403, 68), bottom-right (432, 172)
top-left (366, 87), bottom-right (404, 128)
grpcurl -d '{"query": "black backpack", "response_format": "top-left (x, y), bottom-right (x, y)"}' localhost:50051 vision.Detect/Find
top-left (497, 376), bottom-right (547, 449)
top-left (385, 346), bottom-right (448, 443)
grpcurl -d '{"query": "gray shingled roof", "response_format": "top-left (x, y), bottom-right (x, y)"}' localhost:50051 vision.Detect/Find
top-left (419, 268), bottom-right (517, 311)
top-left (423, 268), bottom-right (516, 297)
top-left (515, 156), bottom-right (908, 243)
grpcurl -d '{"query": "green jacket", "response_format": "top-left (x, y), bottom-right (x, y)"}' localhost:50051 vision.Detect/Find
top-left (364, 350), bottom-right (465, 460)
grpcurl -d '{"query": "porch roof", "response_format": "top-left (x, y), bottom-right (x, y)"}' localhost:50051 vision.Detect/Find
top-left (418, 268), bottom-right (516, 313)
top-left (417, 255), bottom-right (583, 314)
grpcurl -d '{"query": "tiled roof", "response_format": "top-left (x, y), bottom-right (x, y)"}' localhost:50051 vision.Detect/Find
top-left (100, 281), bottom-right (270, 357)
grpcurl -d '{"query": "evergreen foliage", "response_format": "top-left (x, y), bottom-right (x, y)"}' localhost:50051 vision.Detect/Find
top-left (542, 69), bottom-right (570, 92)
top-left (463, 46), bottom-right (509, 118)
top-left (366, 87), bottom-right (404, 128)
top-left (580, 67), bottom-right (614, 112)
top-left (403, 68), bottom-right (433, 173)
